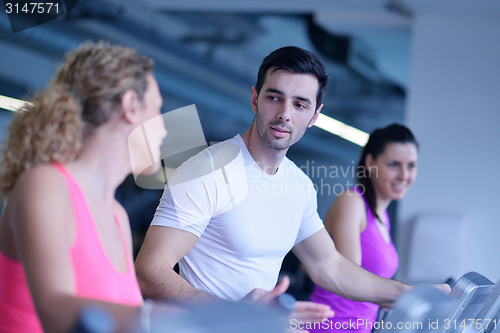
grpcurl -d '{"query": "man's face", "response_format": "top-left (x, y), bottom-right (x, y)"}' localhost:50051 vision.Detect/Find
top-left (251, 68), bottom-right (323, 151)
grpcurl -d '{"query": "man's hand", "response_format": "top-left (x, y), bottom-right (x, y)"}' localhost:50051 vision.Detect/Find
top-left (241, 276), bottom-right (291, 303)
top-left (287, 299), bottom-right (334, 333)
top-left (289, 301), bottom-right (334, 322)
top-left (241, 276), bottom-right (334, 333)
top-left (435, 283), bottom-right (452, 294)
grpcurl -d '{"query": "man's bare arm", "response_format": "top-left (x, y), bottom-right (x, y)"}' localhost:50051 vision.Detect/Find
top-left (292, 228), bottom-right (411, 306)
top-left (135, 226), bottom-right (219, 304)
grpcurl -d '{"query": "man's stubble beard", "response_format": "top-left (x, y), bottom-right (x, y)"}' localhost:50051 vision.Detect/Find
top-left (254, 105), bottom-right (311, 151)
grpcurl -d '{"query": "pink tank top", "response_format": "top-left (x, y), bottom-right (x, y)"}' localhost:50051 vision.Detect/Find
top-left (0, 164), bottom-right (142, 332)
top-left (309, 188), bottom-right (399, 332)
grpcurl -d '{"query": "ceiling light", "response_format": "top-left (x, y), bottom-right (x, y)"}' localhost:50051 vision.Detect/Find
top-left (314, 113), bottom-right (369, 147)
top-left (0, 95), bottom-right (29, 112)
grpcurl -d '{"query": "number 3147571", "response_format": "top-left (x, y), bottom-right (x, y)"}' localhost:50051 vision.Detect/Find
top-left (6, 3), bottom-right (60, 14)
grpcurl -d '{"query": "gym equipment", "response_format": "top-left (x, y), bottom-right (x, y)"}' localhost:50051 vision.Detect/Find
top-left (74, 294), bottom-right (295, 333)
top-left (377, 284), bottom-right (454, 333)
top-left (437, 272), bottom-right (495, 333)
top-left (148, 300), bottom-right (290, 333)
top-left (274, 293), bottom-right (297, 314)
top-left (72, 307), bottom-right (116, 333)
top-left (461, 278), bottom-right (500, 333)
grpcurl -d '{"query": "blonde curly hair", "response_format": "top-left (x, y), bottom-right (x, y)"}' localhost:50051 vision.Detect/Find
top-left (0, 41), bottom-right (154, 196)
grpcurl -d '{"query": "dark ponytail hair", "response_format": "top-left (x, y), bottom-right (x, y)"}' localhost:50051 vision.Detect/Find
top-left (356, 123), bottom-right (419, 221)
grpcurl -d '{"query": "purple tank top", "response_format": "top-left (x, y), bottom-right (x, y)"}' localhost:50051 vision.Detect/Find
top-left (308, 188), bottom-right (399, 332)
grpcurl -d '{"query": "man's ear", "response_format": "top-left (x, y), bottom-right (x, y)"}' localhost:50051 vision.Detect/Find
top-left (121, 89), bottom-right (140, 124)
top-left (251, 86), bottom-right (258, 115)
top-left (307, 103), bottom-right (323, 128)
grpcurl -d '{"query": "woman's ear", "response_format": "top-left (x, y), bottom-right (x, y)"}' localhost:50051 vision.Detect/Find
top-left (365, 154), bottom-right (375, 169)
top-left (365, 154), bottom-right (377, 177)
top-left (121, 89), bottom-right (140, 124)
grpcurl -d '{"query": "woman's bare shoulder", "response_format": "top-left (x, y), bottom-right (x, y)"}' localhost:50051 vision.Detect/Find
top-left (12, 164), bottom-right (70, 211)
top-left (18, 164), bottom-right (61, 180)
top-left (324, 188), bottom-right (367, 231)
top-left (332, 188), bottom-right (365, 209)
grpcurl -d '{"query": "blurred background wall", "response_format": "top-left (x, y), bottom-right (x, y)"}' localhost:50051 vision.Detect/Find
top-left (396, 11), bottom-right (500, 285)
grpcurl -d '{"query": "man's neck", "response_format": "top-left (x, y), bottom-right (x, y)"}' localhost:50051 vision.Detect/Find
top-left (240, 123), bottom-right (288, 175)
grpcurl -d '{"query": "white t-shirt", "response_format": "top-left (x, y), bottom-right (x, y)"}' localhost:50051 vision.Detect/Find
top-left (151, 135), bottom-right (324, 301)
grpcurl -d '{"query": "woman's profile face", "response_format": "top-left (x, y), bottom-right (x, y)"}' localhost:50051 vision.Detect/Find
top-left (367, 142), bottom-right (418, 202)
top-left (128, 74), bottom-right (168, 176)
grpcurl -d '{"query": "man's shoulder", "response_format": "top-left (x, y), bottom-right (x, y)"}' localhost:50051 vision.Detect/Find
top-left (168, 136), bottom-right (243, 185)
top-left (281, 157), bottom-right (313, 183)
top-left (205, 136), bottom-right (244, 170)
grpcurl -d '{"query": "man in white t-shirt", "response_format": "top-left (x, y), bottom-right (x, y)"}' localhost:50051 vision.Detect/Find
top-left (145, 135), bottom-right (323, 302)
top-left (135, 46), bottom-right (447, 320)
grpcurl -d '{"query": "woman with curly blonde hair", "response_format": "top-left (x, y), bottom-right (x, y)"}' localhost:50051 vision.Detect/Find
top-left (0, 42), bottom-right (167, 333)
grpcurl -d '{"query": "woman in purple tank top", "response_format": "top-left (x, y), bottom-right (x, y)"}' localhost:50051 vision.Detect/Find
top-left (0, 42), bottom-right (168, 332)
top-left (309, 124), bottom-right (419, 332)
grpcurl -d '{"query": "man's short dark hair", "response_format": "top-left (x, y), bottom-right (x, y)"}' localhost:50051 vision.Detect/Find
top-left (255, 46), bottom-right (329, 110)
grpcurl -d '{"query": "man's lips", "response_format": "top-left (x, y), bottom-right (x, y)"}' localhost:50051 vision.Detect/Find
top-left (270, 126), bottom-right (291, 137)
top-left (270, 126), bottom-right (290, 133)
